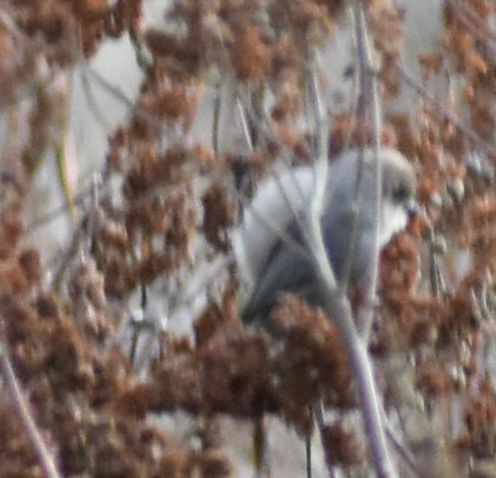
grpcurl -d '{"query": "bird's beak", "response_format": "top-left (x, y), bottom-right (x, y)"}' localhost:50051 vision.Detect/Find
top-left (405, 198), bottom-right (421, 219)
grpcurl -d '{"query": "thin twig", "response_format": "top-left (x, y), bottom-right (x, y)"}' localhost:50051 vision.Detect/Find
top-left (212, 82), bottom-right (222, 156)
top-left (338, 5), bottom-right (367, 294)
top-left (49, 173), bottom-right (104, 290)
top-left (50, 221), bottom-right (85, 291)
top-left (447, 0), bottom-right (496, 55)
top-left (305, 434), bottom-right (312, 478)
top-left (129, 285), bottom-right (148, 365)
top-left (235, 95), bottom-right (316, 268)
top-left (244, 86), bottom-right (266, 148)
top-left (236, 97), bottom-right (254, 152)
top-left (399, 66), bottom-right (496, 158)
top-left (54, 73), bottom-right (78, 222)
top-left (128, 26), bottom-right (150, 72)
top-left (341, 9), bottom-right (361, 155)
top-left (428, 230), bottom-right (446, 297)
top-left (26, 185), bottom-right (92, 234)
top-left (238, 188), bottom-right (312, 265)
top-left (241, 94), bottom-right (311, 231)
top-left (355, 0), bottom-right (383, 342)
top-left (86, 67), bottom-right (137, 110)
top-left (79, 65), bottom-right (113, 132)
top-left (279, 150), bottom-right (309, 205)
top-left (308, 61), bottom-right (330, 221)
top-left (26, 160), bottom-right (192, 236)
top-left (87, 67), bottom-right (165, 130)
top-left (314, 404), bottom-right (338, 478)
top-left (253, 416), bottom-right (271, 478)
top-left (0, 337), bottom-right (62, 478)
top-left (383, 413), bottom-right (423, 478)
top-left (268, 165), bottom-right (309, 241)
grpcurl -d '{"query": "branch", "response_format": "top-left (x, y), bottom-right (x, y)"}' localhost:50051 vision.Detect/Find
top-left (447, 0), bottom-right (496, 56)
top-left (301, 2), bottom-right (398, 476)
top-left (212, 82), bottom-right (222, 156)
top-left (339, 4), bottom-right (368, 295)
top-left (0, 337), bottom-right (62, 478)
top-left (354, 0), bottom-right (383, 341)
top-left (314, 404), bottom-right (339, 478)
top-left (399, 66), bottom-right (496, 158)
top-left (235, 96), bottom-right (254, 152)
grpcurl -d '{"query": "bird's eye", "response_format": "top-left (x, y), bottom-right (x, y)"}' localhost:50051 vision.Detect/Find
top-left (392, 185), bottom-right (409, 202)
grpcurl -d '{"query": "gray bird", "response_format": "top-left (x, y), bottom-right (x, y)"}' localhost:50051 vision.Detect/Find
top-left (240, 147), bottom-right (417, 322)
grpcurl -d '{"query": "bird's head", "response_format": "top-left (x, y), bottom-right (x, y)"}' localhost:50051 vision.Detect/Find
top-left (378, 149), bottom-right (418, 246)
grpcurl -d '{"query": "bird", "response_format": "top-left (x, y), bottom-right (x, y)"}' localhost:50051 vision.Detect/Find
top-left (238, 147), bottom-right (417, 322)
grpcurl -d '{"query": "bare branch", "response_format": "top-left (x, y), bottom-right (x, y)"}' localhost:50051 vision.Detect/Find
top-left (314, 404), bottom-right (339, 478)
top-left (300, 3), bottom-right (398, 477)
top-left (79, 65), bottom-right (113, 133)
top-left (235, 96), bottom-right (254, 152)
top-left (238, 187), bottom-right (312, 266)
top-left (355, 0), bottom-right (383, 341)
top-left (212, 82), bottom-right (222, 156)
top-left (0, 337), bottom-right (62, 478)
top-left (399, 66), bottom-right (496, 158)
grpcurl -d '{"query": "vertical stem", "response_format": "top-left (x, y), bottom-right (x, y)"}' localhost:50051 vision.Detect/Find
top-left (352, 0), bottom-right (383, 341)
top-left (0, 337), bottom-right (62, 478)
top-left (305, 3), bottom-right (398, 474)
top-left (314, 404), bottom-right (338, 478)
top-left (212, 82), bottom-right (222, 157)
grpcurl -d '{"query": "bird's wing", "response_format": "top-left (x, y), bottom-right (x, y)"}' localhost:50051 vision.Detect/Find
top-left (236, 166), bottom-right (315, 287)
top-left (242, 203), bottom-right (360, 321)
top-left (241, 237), bottom-right (314, 322)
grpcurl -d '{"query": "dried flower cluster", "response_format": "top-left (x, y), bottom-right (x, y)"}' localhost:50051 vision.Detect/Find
top-left (2, 0), bottom-right (496, 476)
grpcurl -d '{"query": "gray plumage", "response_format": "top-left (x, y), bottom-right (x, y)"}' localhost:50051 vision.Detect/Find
top-left (241, 148), bottom-right (417, 322)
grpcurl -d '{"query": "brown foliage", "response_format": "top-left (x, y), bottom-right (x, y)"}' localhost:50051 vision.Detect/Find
top-left (4, 0), bottom-right (496, 476)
